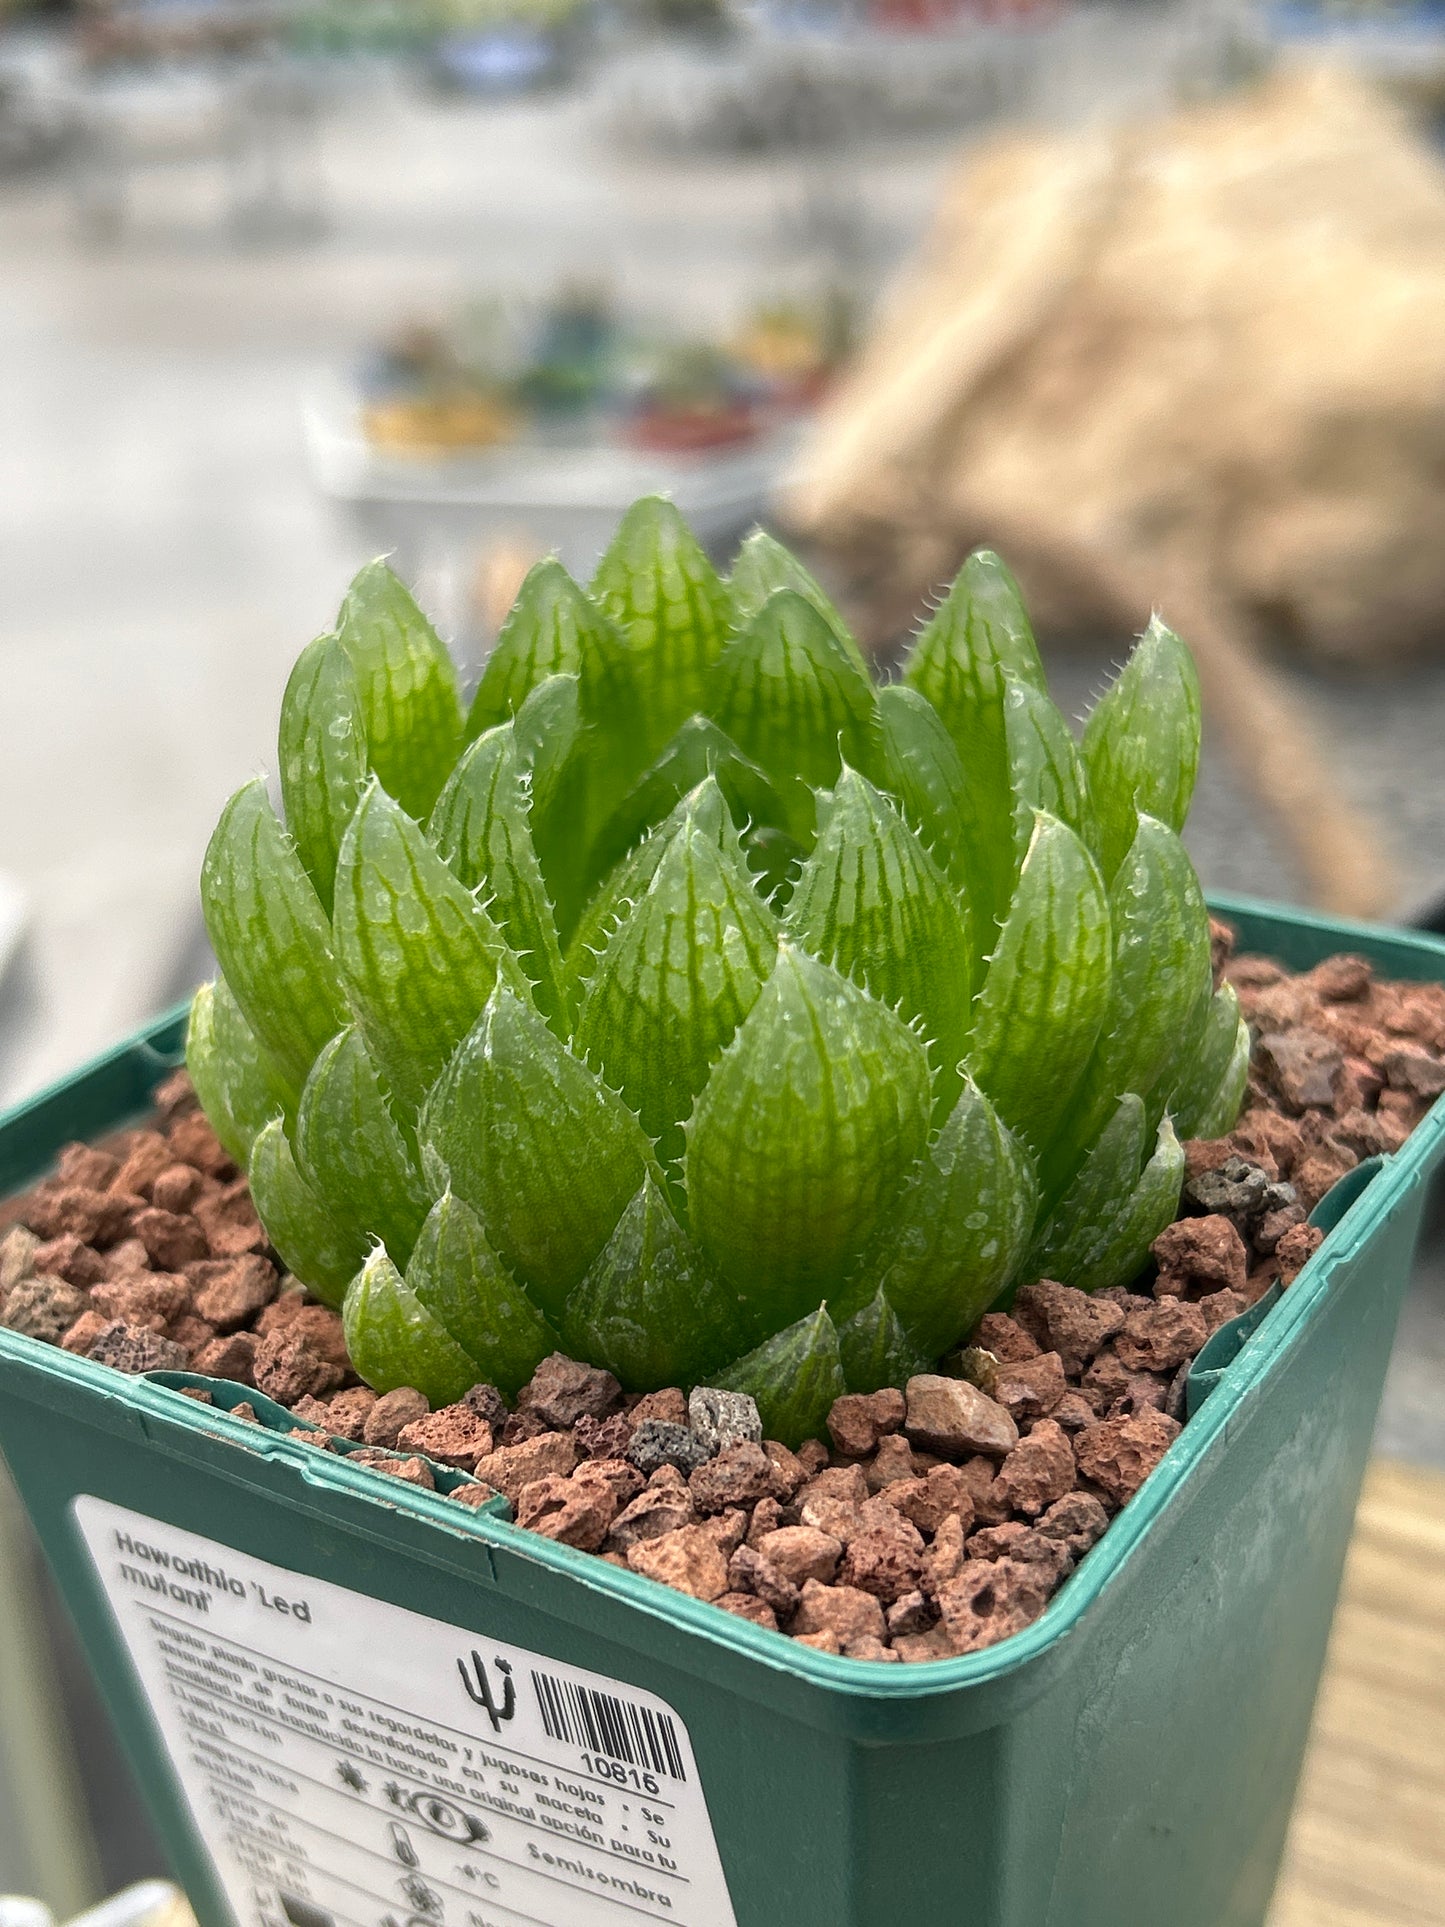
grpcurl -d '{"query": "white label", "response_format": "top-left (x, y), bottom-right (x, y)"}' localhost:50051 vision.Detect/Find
top-left (73, 1497), bottom-right (738, 1927)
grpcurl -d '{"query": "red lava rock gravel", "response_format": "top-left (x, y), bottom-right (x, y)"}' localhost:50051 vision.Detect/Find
top-left (1, 940), bottom-right (1442, 1661)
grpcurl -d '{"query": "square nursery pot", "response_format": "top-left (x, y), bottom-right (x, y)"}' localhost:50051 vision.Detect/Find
top-left (1, 895), bottom-right (1443, 1927)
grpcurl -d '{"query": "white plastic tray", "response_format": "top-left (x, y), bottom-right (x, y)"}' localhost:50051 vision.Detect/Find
top-left (301, 377), bottom-right (798, 580)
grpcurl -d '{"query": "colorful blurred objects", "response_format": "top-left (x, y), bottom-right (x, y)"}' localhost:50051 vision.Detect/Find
top-left (287, 0), bottom-right (590, 62)
top-left (356, 287), bottom-right (856, 459)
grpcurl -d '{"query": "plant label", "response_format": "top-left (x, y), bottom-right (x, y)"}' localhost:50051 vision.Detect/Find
top-left (73, 1496), bottom-right (739, 1927)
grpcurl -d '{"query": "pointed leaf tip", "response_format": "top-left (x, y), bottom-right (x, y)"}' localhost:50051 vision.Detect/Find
top-left (899, 551), bottom-right (1044, 938)
top-left (1061, 1113), bottom-right (1184, 1295)
top-left (467, 557), bottom-right (602, 738)
top-left (685, 943), bottom-right (930, 1329)
top-left (406, 1191), bottom-right (556, 1398)
top-left (422, 985), bottom-right (652, 1320)
top-left (729, 528), bottom-right (869, 677)
top-left (560, 1175), bottom-right (748, 1389)
top-left (870, 1075), bottom-right (1036, 1356)
top-left (969, 812), bottom-right (1112, 1154)
top-left (708, 588), bottom-right (881, 839)
top-left (278, 633), bottom-right (368, 918)
top-left (1168, 983), bottom-right (1250, 1142)
top-left (249, 1116), bottom-right (367, 1309)
top-left (336, 558), bottom-right (463, 820)
top-left (1082, 615), bottom-right (1202, 877)
top-left (342, 1243), bottom-right (485, 1406)
top-left (1047, 813), bottom-right (1211, 1190)
top-left (590, 495), bottom-right (730, 760)
top-left (295, 1026), bottom-right (429, 1269)
top-left (786, 764), bottom-right (971, 1116)
top-left (427, 722), bottom-right (568, 1029)
top-left (332, 781), bottom-right (526, 1115)
top-left (715, 1305), bottom-right (845, 1449)
top-left (575, 798), bottom-right (778, 1170)
top-left (837, 1289), bottom-right (932, 1395)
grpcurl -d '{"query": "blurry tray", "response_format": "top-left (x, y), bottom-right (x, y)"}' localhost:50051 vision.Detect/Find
top-left (301, 378), bottom-right (798, 578)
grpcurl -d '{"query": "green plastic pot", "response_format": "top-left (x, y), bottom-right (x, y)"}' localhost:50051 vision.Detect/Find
top-left (1, 895), bottom-right (1442, 1927)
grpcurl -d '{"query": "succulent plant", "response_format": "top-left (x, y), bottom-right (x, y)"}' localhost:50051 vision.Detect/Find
top-left (190, 498), bottom-right (1247, 1444)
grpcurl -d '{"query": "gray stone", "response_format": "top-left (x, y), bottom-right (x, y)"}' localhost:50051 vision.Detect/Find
top-left (625, 1420), bottom-right (710, 1479)
top-left (87, 1320), bottom-right (188, 1375)
top-left (462, 1382), bottom-right (508, 1429)
top-left (688, 1386), bottom-right (762, 1457)
top-left (1, 1272), bottom-right (86, 1343)
top-left (1183, 1155), bottom-right (1273, 1232)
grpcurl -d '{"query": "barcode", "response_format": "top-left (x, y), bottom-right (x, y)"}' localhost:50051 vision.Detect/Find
top-left (531, 1671), bottom-right (686, 1782)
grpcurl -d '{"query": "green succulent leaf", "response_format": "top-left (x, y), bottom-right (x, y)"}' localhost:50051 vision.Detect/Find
top-left (901, 550), bottom-right (1047, 937)
top-left (565, 584), bottom-right (658, 884)
top-left (336, 559), bottom-right (464, 820)
top-left (277, 634), bottom-right (368, 917)
top-left (871, 1075), bottom-right (1037, 1356)
top-left (512, 672), bottom-right (583, 817)
top-left (837, 1288), bottom-right (933, 1396)
top-left (466, 558), bottom-right (596, 737)
top-left (185, 979), bottom-right (291, 1167)
top-left (1002, 675), bottom-right (1095, 857)
top-left (969, 812), bottom-right (1112, 1154)
top-left (508, 651), bottom-right (648, 945)
top-left (564, 775), bottom-right (736, 998)
top-left (1170, 985), bottom-right (1250, 1141)
top-left (509, 672), bottom-right (595, 938)
top-left (421, 985), bottom-right (653, 1321)
top-left (295, 1027), bottom-right (429, 1270)
top-left (590, 496), bottom-right (730, 757)
top-left (786, 765), bottom-right (972, 1115)
top-left (708, 589), bottom-right (881, 839)
top-left (906, 547), bottom-right (1047, 704)
top-left (342, 1244), bottom-right (483, 1406)
top-left (248, 1116), bottom-right (367, 1308)
top-left (1049, 815), bottom-right (1212, 1192)
top-left (585, 714), bottom-right (786, 892)
top-left (1028, 1093), bottom-right (1148, 1286)
top-left (427, 724), bottom-right (568, 1029)
top-left (560, 1175), bottom-right (749, 1389)
top-left (405, 1191), bottom-right (555, 1399)
top-left (332, 781), bottom-right (527, 1117)
top-left (575, 794), bottom-right (779, 1171)
top-left (1067, 1115), bottom-right (1185, 1295)
top-left (715, 1304), bottom-right (847, 1450)
top-left (729, 528), bottom-right (870, 678)
top-left (200, 779), bottom-right (348, 1101)
top-left (1082, 615), bottom-right (1202, 879)
top-left (1188, 1015), bottom-right (1251, 1141)
top-left (685, 943), bottom-right (931, 1331)
top-left (875, 683), bottom-right (971, 896)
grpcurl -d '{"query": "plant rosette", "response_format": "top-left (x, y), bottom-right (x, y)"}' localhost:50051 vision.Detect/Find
top-left (191, 501), bottom-right (1248, 1428)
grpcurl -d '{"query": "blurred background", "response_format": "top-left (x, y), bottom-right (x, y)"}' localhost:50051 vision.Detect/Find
top-left (0, 0), bottom-right (1443, 1916)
